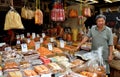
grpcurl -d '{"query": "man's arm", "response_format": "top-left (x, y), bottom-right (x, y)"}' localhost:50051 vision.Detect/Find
top-left (77, 36), bottom-right (89, 49)
top-left (108, 45), bottom-right (113, 62)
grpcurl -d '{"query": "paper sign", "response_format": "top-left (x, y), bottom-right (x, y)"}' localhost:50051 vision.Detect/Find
top-left (27, 33), bottom-right (30, 37)
top-left (16, 35), bottom-right (20, 39)
top-left (40, 38), bottom-right (43, 43)
top-left (42, 33), bottom-right (46, 38)
top-left (4, 47), bottom-right (12, 51)
top-left (21, 43), bottom-right (28, 52)
top-left (32, 33), bottom-right (36, 39)
top-left (48, 43), bottom-right (53, 51)
top-left (16, 40), bottom-right (21, 44)
top-left (60, 40), bottom-right (64, 48)
top-left (0, 43), bottom-right (6, 47)
top-left (41, 73), bottom-right (52, 77)
top-left (35, 42), bottom-right (40, 50)
top-left (37, 34), bottom-right (40, 37)
top-left (50, 37), bottom-right (54, 42)
top-left (27, 39), bottom-right (31, 43)
top-left (20, 34), bottom-right (25, 39)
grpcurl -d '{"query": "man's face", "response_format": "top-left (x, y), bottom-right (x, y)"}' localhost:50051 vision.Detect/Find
top-left (96, 18), bottom-right (105, 27)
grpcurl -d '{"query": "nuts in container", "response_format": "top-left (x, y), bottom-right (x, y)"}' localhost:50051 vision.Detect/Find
top-left (47, 62), bottom-right (63, 73)
top-left (34, 65), bottom-right (50, 74)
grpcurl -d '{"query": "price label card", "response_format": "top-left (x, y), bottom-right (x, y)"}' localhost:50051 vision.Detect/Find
top-left (27, 38), bottom-right (31, 43)
top-left (16, 35), bottom-right (20, 39)
top-left (21, 43), bottom-right (28, 52)
top-left (40, 38), bottom-right (43, 43)
top-left (32, 33), bottom-right (36, 39)
top-left (0, 42), bottom-right (6, 47)
top-left (35, 42), bottom-right (40, 50)
top-left (4, 47), bottom-right (12, 51)
top-left (36, 34), bottom-right (40, 37)
top-left (60, 40), bottom-right (65, 48)
top-left (42, 33), bottom-right (46, 38)
top-left (48, 43), bottom-right (53, 51)
top-left (50, 37), bottom-right (54, 42)
top-left (27, 33), bottom-right (30, 37)
top-left (20, 34), bottom-right (25, 39)
top-left (16, 40), bottom-right (21, 44)
top-left (41, 73), bottom-right (52, 77)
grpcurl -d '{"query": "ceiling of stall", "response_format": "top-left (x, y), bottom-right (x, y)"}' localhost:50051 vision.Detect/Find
top-left (0, 0), bottom-right (120, 9)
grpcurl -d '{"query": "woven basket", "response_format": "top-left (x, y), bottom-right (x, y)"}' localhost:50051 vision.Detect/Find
top-left (116, 45), bottom-right (120, 50)
top-left (110, 60), bottom-right (120, 70)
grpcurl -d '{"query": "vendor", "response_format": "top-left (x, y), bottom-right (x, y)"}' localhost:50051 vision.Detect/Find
top-left (77, 14), bottom-right (113, 76)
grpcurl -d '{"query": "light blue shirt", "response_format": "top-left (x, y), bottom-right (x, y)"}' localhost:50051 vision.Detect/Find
top-left (87, 25), bottom-right (113, 60)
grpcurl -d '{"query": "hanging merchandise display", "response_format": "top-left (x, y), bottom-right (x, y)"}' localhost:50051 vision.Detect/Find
top-left (82, 4), bottom-right (91, 17)
top-left (69, 9), bottom-right (78, 18)
top-left (35, 0), bottom-right (43, 25)
top-left (51, 0), bottom-right (65, 21)
top-left (4, 0), bottom-right (24, 30)
top-left (21, 0), bottom-right (35, 19)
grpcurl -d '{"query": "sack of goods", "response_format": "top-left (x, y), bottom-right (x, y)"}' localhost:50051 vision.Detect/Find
top-left (4, 7), bottom-right (24, 30)
top-left (51, 2), bottom-right (65, 21)
top-left (21, 6), bottom-right (34, 19)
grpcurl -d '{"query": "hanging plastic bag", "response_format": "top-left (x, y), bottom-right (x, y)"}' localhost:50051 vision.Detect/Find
top-left (82, 5), bottom-right (91, 17)
top-left (69, 9), bottom-right (78, 18)
top-left (21, 6), bottom-right (34, 19)
top-left (35, 0), bottom-right (43, 25)
top-left (51, 1), bottom-right (65, 21)
top-left (74, 47), bottom-right (106, 77)
top-left (4, 7), bottom-right (24, 30)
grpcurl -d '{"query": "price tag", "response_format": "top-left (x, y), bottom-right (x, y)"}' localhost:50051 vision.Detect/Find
top-left (21, 43), bottom-right (28, 52)
top-left (16, 40), bottom-right (21, 44)
top-left (27, 38), bottom-right (31, 43)
top-left (32, 33), bottom-right (36, 39)
top-left (48, 43), bottom-right (53, 51)
top-left (36, 34), bottom-right (40, 38)
top-left (4, 47), bottom-right (12, 51)
top-left (35, 42), bottom-right (40, 50)
top-left (42, 33), bottom-right (46, 38)
top-left (0, 42), bottom-right (6, 47)
top-left (16, 35), bottom-right (20, 39)
top-left (60, 40), bottom-right (65, 48)
top-left (20, 34), bottom-right (25, 39)
top-left (27, 33), bottom-right (30, 37)
top-left (40, 38), bottom-right (43, 43)
top-left (50, 37), bottom-right (54, 42)
top-left (41, 73), bottom-right (52, 77)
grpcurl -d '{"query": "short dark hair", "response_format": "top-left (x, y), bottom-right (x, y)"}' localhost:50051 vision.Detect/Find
top-left (95, 14), bottom-right (106, 21)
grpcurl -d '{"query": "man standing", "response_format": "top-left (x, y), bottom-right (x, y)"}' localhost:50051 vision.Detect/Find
top-left (77, 14), bottom-right (113, 76)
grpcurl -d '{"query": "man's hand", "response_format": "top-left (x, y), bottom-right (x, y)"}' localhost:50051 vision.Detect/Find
top-left (108, 54), bottom-right (113, 63)
top-left (76, 44), bottom-right (81, 51)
